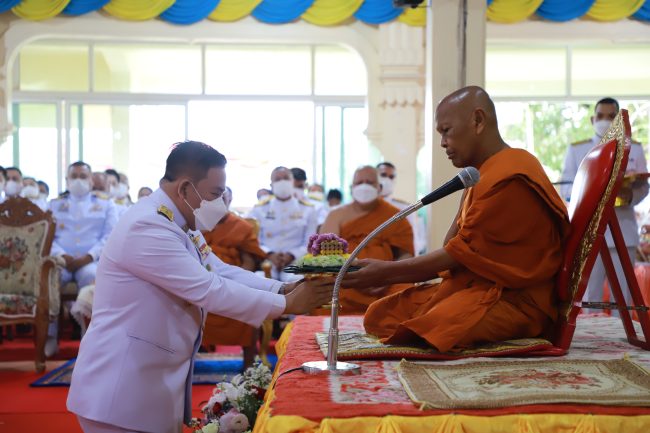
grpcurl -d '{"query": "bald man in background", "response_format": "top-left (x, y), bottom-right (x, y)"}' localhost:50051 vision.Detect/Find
top-left (347, 86), bottom-right (570, 352)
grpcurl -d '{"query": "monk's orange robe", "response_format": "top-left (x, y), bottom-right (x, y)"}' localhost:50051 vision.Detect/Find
top-left (202, 213), bottom-right (267, 346)
top-left (364, 148), bottom-right (570, 352)
top-left (336, 198), bottom-right (414, 314)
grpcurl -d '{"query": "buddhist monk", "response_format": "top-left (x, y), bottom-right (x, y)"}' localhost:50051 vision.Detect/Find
top-left (201, 187), bottom-right (267, 367)
top-left (319, 166), bottom-right (414, 314)
top-left (345, 86), bottom-right (570, 352)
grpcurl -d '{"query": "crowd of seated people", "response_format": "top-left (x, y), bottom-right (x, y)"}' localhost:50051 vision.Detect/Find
top-left (0, 158), bottom-right (421, 360)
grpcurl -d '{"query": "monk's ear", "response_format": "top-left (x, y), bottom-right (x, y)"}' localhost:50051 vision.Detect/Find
top-left (472, 108), bottom-right (487, 135)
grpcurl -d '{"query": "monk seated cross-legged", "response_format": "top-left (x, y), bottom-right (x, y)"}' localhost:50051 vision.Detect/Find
top-left (318, 165), bottom-right (414, 314)
top-left (201, 187), bottom-right (267, 367)
top-left (344, 86), bottom-right (571, 353)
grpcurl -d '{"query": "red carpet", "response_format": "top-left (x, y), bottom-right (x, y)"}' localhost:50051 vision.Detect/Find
top-left (0, 366), bottom-right (215, 433)
top-left (0, 338), bottom-right (80, 362)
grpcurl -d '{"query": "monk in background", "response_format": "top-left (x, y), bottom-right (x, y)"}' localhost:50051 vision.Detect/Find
top-left (319, 166), bottom-right (414, 314)
top-left (345, 86), bottom-right (570, 352)
top-left (202, 187), bottom-right (267, 367)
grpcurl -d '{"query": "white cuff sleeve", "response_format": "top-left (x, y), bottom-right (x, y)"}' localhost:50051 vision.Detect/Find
top-left (266, 293), bottom-right (286, 319)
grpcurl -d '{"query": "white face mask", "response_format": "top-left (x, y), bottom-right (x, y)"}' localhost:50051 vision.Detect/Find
top-left (593, 119), bottom-right (612, 138)
top-left (352, 183), bottom-right (379, 204)
top-left (308, 191), bottom-right (325, 202)
top-left (293, 187), bottom-right (305, 200)
top-left (68, 178), bottom-right (91, 198)
top-left (184, 183), bottom-right (228, 232)
top-left (272, 180), bottom-right (294, 200)
top-left (112, 183), bottom-right (129, 199)
top-left (379, 177), bottom-right (394, 197)
top-left (5, 180), bottom-right (22, 196)
top-left (20, 185), bottom-right (40, 199)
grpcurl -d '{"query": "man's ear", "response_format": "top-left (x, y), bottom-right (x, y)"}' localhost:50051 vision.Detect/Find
top-left (473, 108), bottom-right (487, 135)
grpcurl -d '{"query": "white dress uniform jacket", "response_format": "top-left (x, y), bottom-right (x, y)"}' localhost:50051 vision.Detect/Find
top-left (67, 189), bottom-right (285, 433)
top-left (561, 135), bottom-right (649, 247)
top-left (248, 196), bottom-right (318, 260)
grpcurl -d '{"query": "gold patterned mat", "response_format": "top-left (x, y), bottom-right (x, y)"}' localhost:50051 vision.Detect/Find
top-left (397, 358), bottom-right (650, 409)
top-left (315, 331), bottom-right (556, 360)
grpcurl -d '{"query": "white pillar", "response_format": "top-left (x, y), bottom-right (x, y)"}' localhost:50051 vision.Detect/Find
top-left (423, 0), bottom-right (486, 249)
top-left (367, 21), bottom-right (424, 202)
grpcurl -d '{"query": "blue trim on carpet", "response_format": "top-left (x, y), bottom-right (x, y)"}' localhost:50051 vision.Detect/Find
top-left (30, 355), bottom-right (278, 387)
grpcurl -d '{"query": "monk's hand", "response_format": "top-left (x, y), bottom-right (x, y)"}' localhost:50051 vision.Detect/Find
top-left (342, 258), bottom-right (392, 289)
top-left (283, 277), bottom-right (335, 314)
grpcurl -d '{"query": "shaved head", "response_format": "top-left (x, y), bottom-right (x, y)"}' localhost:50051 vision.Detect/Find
top-left (435, 86), bottom-right (507, 168)
top-left (352, 165), bottom-right (379, 187)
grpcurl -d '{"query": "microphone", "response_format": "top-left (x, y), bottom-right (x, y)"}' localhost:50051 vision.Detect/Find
top-left (301, 167), bottom-right (480, 374)
top-left (421, 167), bottom-right (480, 206)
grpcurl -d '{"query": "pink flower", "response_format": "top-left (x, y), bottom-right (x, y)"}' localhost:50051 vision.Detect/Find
top-left (219, 409), bottom-right (249, 433)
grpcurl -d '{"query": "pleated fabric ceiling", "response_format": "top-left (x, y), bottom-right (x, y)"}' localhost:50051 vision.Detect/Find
top-left (3, 0), bottom-right (650, 25)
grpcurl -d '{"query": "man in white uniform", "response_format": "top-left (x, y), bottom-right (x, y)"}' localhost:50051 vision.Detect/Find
top-left (249, 167), bottom-right (319, 281)
top-left (67, 141), bottom-right (332, 433)
top-left (560, 97), bottom-right (649, 311)
top-left (376, 162), bottom-right (426, 255)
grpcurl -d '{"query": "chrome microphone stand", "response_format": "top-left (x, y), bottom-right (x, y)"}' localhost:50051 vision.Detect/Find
top-left (302, 201), bottom-right (424, 374)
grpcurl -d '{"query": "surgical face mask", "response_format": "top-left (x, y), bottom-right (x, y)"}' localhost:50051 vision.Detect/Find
top-left (293, 187), bottom-right (305, 200)
top-left (5, 180), bottom-right (22, 196)
top-left (184, 183), bottom-right (228, 232)
top-left (352, 183), bottom-right (379, 204)
top-left (20, 185), bottom-right (40, 200)
top-left (68, 178), bottom-right (91, 198)
top-left (111, 183), bottom-right (129, 199)
top-left (379, 177), bottom-right (394, 197)
top-left (593, 119), bottom-right (612, 138)
top-left (272, 180), bottom-right (293, 200)
top-left (308, 191), bottom-right (325, 202)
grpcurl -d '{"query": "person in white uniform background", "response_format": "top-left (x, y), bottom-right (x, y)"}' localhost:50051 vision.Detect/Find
top-left (290, 167), bottom-right (329, 227)
top-left (248, 167), bottom-right (319, 281)
top-left (376, 162), bottom-right (427, 255)
top-left (67, 141), bottom-right (333, 433)
top-left (560, 97), bottom-right (649, 312)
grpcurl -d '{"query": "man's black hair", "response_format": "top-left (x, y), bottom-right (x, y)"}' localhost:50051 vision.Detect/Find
top-left (70, 161), bottom-right (92, 173)
top-left (290, 167), bottom-right (307, 182)
top-left (595, 97), bottom-right (619, 113)
top-left (6, 166), bottom-right (22, 177)
top-left (327, 189), bottom-right (343, 201)
top-left (163, 141), bottom-right (227, 182)
top-left (104, 168), bottom-right (120, 182)
top-left (376, 162), bottom-right (396, 170)
top-left (37, 180), bottom-right (49, 194)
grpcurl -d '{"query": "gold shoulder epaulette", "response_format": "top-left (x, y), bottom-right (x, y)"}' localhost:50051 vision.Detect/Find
top-left (571, 139), bottom-right (591, 146)
top-left (92, 191), bottom-right (110, 200)
top-left (255, 196), bottom-right (273, 206)
top-left (157, 205), bottom-right (174, 222)
top-left (299, 199), bottom-right (314, 206)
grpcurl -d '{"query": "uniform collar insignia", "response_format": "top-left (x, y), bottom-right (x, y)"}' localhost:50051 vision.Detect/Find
top-left (157, 205), bottom-right (174, 222)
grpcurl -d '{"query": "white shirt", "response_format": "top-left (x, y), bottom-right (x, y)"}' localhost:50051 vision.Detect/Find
top-left (561, 135), bottom-right (649, 247)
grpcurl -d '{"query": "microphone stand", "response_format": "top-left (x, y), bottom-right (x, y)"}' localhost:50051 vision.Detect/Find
top-left (302, 201), bottom-right (423, 374)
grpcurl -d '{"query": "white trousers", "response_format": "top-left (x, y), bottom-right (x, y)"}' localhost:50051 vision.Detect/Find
top-left (77, 416), bottom-right (144, 433)
top-left (583, 246), bottom-right (635, 314)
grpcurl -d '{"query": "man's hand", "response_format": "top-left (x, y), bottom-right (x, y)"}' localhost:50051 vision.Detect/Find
top-left (61, 254), bottom-right (76, 272)
top-left (279, 253), bottom-right (295, 268)
top-left (266, 252), bottom-right (284, 270)
top-left (68, 254), bottom-right (93, 273)
top-left (342, 258), bottom-right (393, 289)
top-left (281, 280), bottom-right (302, 295)
top-left (283, 277), bottom-right (335, 314)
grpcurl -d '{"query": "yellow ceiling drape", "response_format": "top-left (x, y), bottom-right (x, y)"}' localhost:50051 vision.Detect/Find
top-left (12, 0), bottom-right (71, 20)
top-left (586, 0), bottom-right (645, 21)
top-left (208, 0), bottom-right (263, 22)
top-left (486, 0), bottom-right (545, 23)
top-left (301, 0), bottom-right (364, 26)
top-left (103, 0), bottom-right (176, 21)
top-left (397, 6), bottom-right (425, 26)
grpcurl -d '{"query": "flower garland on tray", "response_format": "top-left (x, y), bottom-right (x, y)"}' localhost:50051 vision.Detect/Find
top-left (191, 358), bottom-right (272, 433)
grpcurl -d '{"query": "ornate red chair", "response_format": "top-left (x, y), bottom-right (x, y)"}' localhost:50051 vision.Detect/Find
top-left (553, 109), bottom-right (650, 352)
top-left (0, 197), bottom-right (58, 372)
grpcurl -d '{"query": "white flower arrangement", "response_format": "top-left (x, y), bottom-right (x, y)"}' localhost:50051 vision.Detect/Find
top-left (192, 358), bottom-right (273, 433)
